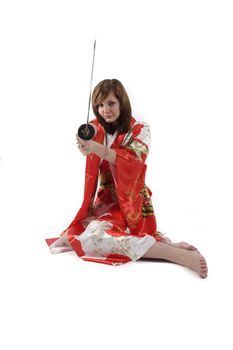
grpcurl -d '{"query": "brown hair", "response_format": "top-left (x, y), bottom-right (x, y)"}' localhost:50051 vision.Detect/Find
top-left (92, 79), bottom-right (132, 134)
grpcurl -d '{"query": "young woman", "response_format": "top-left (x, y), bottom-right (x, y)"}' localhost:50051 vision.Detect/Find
top-left (46, 79), bottom-right (208, 278)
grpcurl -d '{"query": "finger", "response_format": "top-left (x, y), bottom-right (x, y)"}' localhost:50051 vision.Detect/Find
top-left (77, 144), bottom-right (86, 150)
top-left (78, 144), bottom-right (88, 153)
top-left (79, 141), bottom-right (87, 146)
top-left (76, 136), bottom-right (86, 144)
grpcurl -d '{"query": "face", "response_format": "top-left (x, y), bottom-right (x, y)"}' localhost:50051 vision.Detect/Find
top-left (98, 92), bottom-right (120, 125)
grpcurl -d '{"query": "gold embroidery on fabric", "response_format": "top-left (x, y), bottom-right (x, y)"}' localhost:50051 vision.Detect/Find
top-left (127, 140), bottom-right (148, 161)
top-left (90, 229), bottom-right (137, 261)
top-left (110, 236), bottom-right (138, 261)
top-left (99, 170), bottom-right (114, 187)
top-left (112, 262), bottom-right (124, 266)
top-left (90, 229), bottom-right (105, 255)
top-left (141, 186), bottom-right (155, 218)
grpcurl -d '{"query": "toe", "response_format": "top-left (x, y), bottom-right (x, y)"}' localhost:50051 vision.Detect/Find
top-left (182, 242), bottom-right (198, 251)
top-left (199, 255), bottom-right (208, 278)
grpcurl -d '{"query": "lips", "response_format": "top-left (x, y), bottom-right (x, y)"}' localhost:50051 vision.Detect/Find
top-left (103, 116), bottom-right (113, 121)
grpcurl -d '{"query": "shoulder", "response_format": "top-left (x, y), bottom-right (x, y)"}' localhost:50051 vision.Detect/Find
top-left (133, 120), bottom-right (149, 127)
top-left (130, 121), bottom-right (151, 149)
top-left (121, 119), bottom-right (151, 147)
top-left (131, 121), bottom-right (151, 139)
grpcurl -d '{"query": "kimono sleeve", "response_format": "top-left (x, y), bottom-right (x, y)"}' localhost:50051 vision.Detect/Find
top-left (114, 122), bottom-right (151, 230)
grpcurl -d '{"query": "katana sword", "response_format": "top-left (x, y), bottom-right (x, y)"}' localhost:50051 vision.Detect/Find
top-left (77, 39), bottom-right (96, 140)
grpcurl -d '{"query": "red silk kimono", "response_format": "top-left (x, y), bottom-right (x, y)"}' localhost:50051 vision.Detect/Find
top-left (46, 116), bottom-right (162, 265)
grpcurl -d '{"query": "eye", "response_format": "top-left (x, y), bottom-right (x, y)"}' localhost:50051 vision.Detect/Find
top-left (99, 103), bottom-right (104, 108)
top-left (109, 101), bottom-right (115, 106)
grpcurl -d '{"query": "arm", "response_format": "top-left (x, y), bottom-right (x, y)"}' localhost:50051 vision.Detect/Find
top-left (76, 122), bottom-right (150, 165)
top-left (76, 137), bottom-right (116, 164)
top-left (91, 141), bottom-right (116, 164)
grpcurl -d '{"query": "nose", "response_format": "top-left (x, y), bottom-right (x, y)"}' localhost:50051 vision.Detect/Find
top-left (103, 105), bottom-right (110, 114)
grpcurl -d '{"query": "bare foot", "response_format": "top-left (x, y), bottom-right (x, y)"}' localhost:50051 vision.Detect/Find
top-left (142, 241), bottom-right (208, 278)
top-left (171, 242), bottom-right (198, 251)
top-left (160, 236), bottom-right (198, 251)
top-left (178, 250), bottom-right (208, 278)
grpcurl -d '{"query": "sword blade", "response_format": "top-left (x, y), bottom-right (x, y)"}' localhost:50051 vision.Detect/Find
top-left (85, 39), bottom-right (96, 131)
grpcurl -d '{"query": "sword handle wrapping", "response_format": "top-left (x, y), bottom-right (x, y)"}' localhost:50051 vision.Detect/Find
top-left (77, 123), bottom-right (95, 140)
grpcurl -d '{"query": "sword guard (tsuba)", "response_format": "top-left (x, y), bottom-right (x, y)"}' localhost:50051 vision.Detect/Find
top-left (77, 123), bottom-right (95, 140)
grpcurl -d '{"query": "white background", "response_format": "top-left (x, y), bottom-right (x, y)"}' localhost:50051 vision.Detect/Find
top-left (0, 0), bottom-right (232, 349)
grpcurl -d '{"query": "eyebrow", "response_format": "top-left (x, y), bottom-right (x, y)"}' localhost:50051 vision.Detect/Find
top-left (99, 99), bottom-right (116, 104)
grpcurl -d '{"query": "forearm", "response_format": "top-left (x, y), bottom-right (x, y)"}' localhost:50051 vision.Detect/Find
top-left (92, 141), bottom-right (116, 164)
